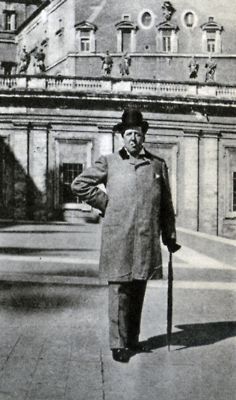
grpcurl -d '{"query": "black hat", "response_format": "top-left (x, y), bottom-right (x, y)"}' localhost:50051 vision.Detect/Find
top-left (113, 108), bottom-right (149, 135)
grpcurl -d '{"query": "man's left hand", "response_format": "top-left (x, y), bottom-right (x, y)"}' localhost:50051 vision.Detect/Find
top-left (166, 239), bottom-right (181, 253)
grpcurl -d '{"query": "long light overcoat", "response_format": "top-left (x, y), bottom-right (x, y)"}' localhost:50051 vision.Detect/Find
top-left (71, 147), bottom-right (176, 282)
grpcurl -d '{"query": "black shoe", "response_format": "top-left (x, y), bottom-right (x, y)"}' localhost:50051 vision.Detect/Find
top-left (128, 341), bottom-right (146, 352)
top-left (112, 348), bottom-right (130, 363)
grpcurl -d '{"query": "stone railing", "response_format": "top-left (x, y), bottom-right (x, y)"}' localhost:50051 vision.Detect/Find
top-left (0, 74), bottom-right (236, 100)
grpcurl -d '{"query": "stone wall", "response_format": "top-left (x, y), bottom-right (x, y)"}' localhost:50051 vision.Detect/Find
top-left (0, 100), bottom-right (236, 239)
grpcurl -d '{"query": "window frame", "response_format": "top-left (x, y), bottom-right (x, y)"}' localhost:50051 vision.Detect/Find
top-left (60, 162), bottom-right (84, 204)
top-left (80, 31), bottom-right (91, 53)
top-left (207, 38), bottom-right (216, 53)
top-left (162, 34), bottom-right (171, 52)
top-left (182, 10), bottom-right (197, 29)
top-left (138, 9), bottom-right (155, 30)
top-left (3, 10), bottom-right (16, 31)
top-left (201, 17), bottom-right (223, 54)
top-left (121, 28), bottom-right (131, 52)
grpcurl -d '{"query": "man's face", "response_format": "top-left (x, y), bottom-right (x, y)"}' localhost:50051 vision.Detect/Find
top-left (123, 126), bottom-right (145, 156)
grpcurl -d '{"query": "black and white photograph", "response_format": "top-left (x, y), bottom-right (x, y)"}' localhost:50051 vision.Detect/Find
top-left (0, 1), bottom-right (235, 399)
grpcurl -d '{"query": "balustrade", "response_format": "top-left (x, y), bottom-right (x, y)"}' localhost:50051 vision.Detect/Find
top-left (0, 75), bottom-right (235, 101)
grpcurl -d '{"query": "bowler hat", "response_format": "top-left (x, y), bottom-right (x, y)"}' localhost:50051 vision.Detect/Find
top-left (113, 109), bottom-right (149, 135)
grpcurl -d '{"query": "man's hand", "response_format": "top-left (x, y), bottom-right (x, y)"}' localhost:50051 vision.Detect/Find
top-left (166, 239), bottom-right (181, 253)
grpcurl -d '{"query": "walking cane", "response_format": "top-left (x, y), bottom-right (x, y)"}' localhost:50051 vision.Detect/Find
top-left (167, 244), bottom-right (181, 351)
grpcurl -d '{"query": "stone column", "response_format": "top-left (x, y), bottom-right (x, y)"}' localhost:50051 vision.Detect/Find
top-left (28, 122), bottom-right (50, 221)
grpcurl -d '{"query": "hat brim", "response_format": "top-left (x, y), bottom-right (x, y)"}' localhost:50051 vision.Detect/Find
top-left (113, 121), bottom-right (149, 134)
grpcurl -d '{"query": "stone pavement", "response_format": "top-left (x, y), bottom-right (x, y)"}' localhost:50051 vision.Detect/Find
top-left (0, 222), bottom-right (235, 399)
top-left (0, 280), bottom-right (235, 400)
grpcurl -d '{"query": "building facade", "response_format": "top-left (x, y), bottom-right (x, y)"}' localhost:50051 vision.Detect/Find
top-left (0, 0), bottom-right (236, 240)
top-left (0, 0), bottom-right (43, 74)
top-left (16, 0), bottom-right (236, 82)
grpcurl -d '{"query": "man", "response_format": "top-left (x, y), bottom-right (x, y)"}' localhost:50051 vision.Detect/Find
top-left (71, 109), bottom-right (179, 362)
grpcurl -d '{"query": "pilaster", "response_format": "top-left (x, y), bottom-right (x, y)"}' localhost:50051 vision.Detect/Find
top-left (28, 122), bottom-right (50, 220)
top-left (199, 131), bottom-right (219, 235)
top-left (182, 130), bottom-right (200, 230)
top-left (12, 121), bottom-right (29, 220)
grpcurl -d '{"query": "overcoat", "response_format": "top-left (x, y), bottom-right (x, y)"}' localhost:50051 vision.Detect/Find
top-left (71, 147), bottom-right (176, 282)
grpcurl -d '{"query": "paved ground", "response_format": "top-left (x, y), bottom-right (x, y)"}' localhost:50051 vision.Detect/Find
top-left (0, 222), bottom-right (235, 400)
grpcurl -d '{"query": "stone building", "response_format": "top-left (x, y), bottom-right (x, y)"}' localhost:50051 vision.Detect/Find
top-left (0, 0), bottom-right (44, 74)
top-left (16, 0), bottom-right (236, 82)
top-left (0, 0), bottom-right (236, 240)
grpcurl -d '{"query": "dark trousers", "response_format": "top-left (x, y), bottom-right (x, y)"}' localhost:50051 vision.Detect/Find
top-left (108, 280), bottom-right (147, 349)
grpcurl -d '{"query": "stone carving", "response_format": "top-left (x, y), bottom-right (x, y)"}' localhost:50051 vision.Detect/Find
top-left (162, 1), bottom-right (176, 21)
top-left (19, 46), bottom-right (31, 74)
top-left (101, 50), bottom-right (113, 76)
top-left (205, 56), bottom-right (217, 82)
top-left (119, 52), bottom-right (131, 77)
top-left (188, 57), bottom-right (199, 79)
top-left (34, 48), bottom-right (46, 74)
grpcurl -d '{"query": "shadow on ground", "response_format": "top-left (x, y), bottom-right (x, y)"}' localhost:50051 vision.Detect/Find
top-left (0, 247), bottom-right (99, 254)
top-left (0, 282), bottom-right (105, 313)
top-left (141, 321), bottom-right (236, 352)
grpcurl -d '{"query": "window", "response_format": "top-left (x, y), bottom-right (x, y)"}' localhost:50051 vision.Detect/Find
top-left (138, 9), bottom-right (154, 29)
top-left (201, 17), bottom-right (223, 53)
top-left (207, 38), bottom-right (215, 53)
top-left (121, 29), bottom-right (131, 52)
top-left (156, 21), bottom-right (179, 53)
top-left (233, 172), bottom-right (236, 212)
top-left (184, 12), bottom-right (194, 28)
top-left (75, 21), bottom-right (97, 53)
top-left (61, 163), bottom-right (83, 203)
top-left (162, 32), bottom-right (171, 52)
top-left (81, 38), bottom-right (90, 52)
top-left (80, 31), bottom-right (90, 52)
top-left (1, 61), bottom-right (15, 75)
top-left (142, 12), bottom-right (152, 27)
top-left (115, 20), bottom-right (138, 52)
top-left (4, 10), bottom-right (16, 31)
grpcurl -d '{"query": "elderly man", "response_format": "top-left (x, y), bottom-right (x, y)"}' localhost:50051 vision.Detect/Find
top-left (71, 108), bottom-right (179, 362)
